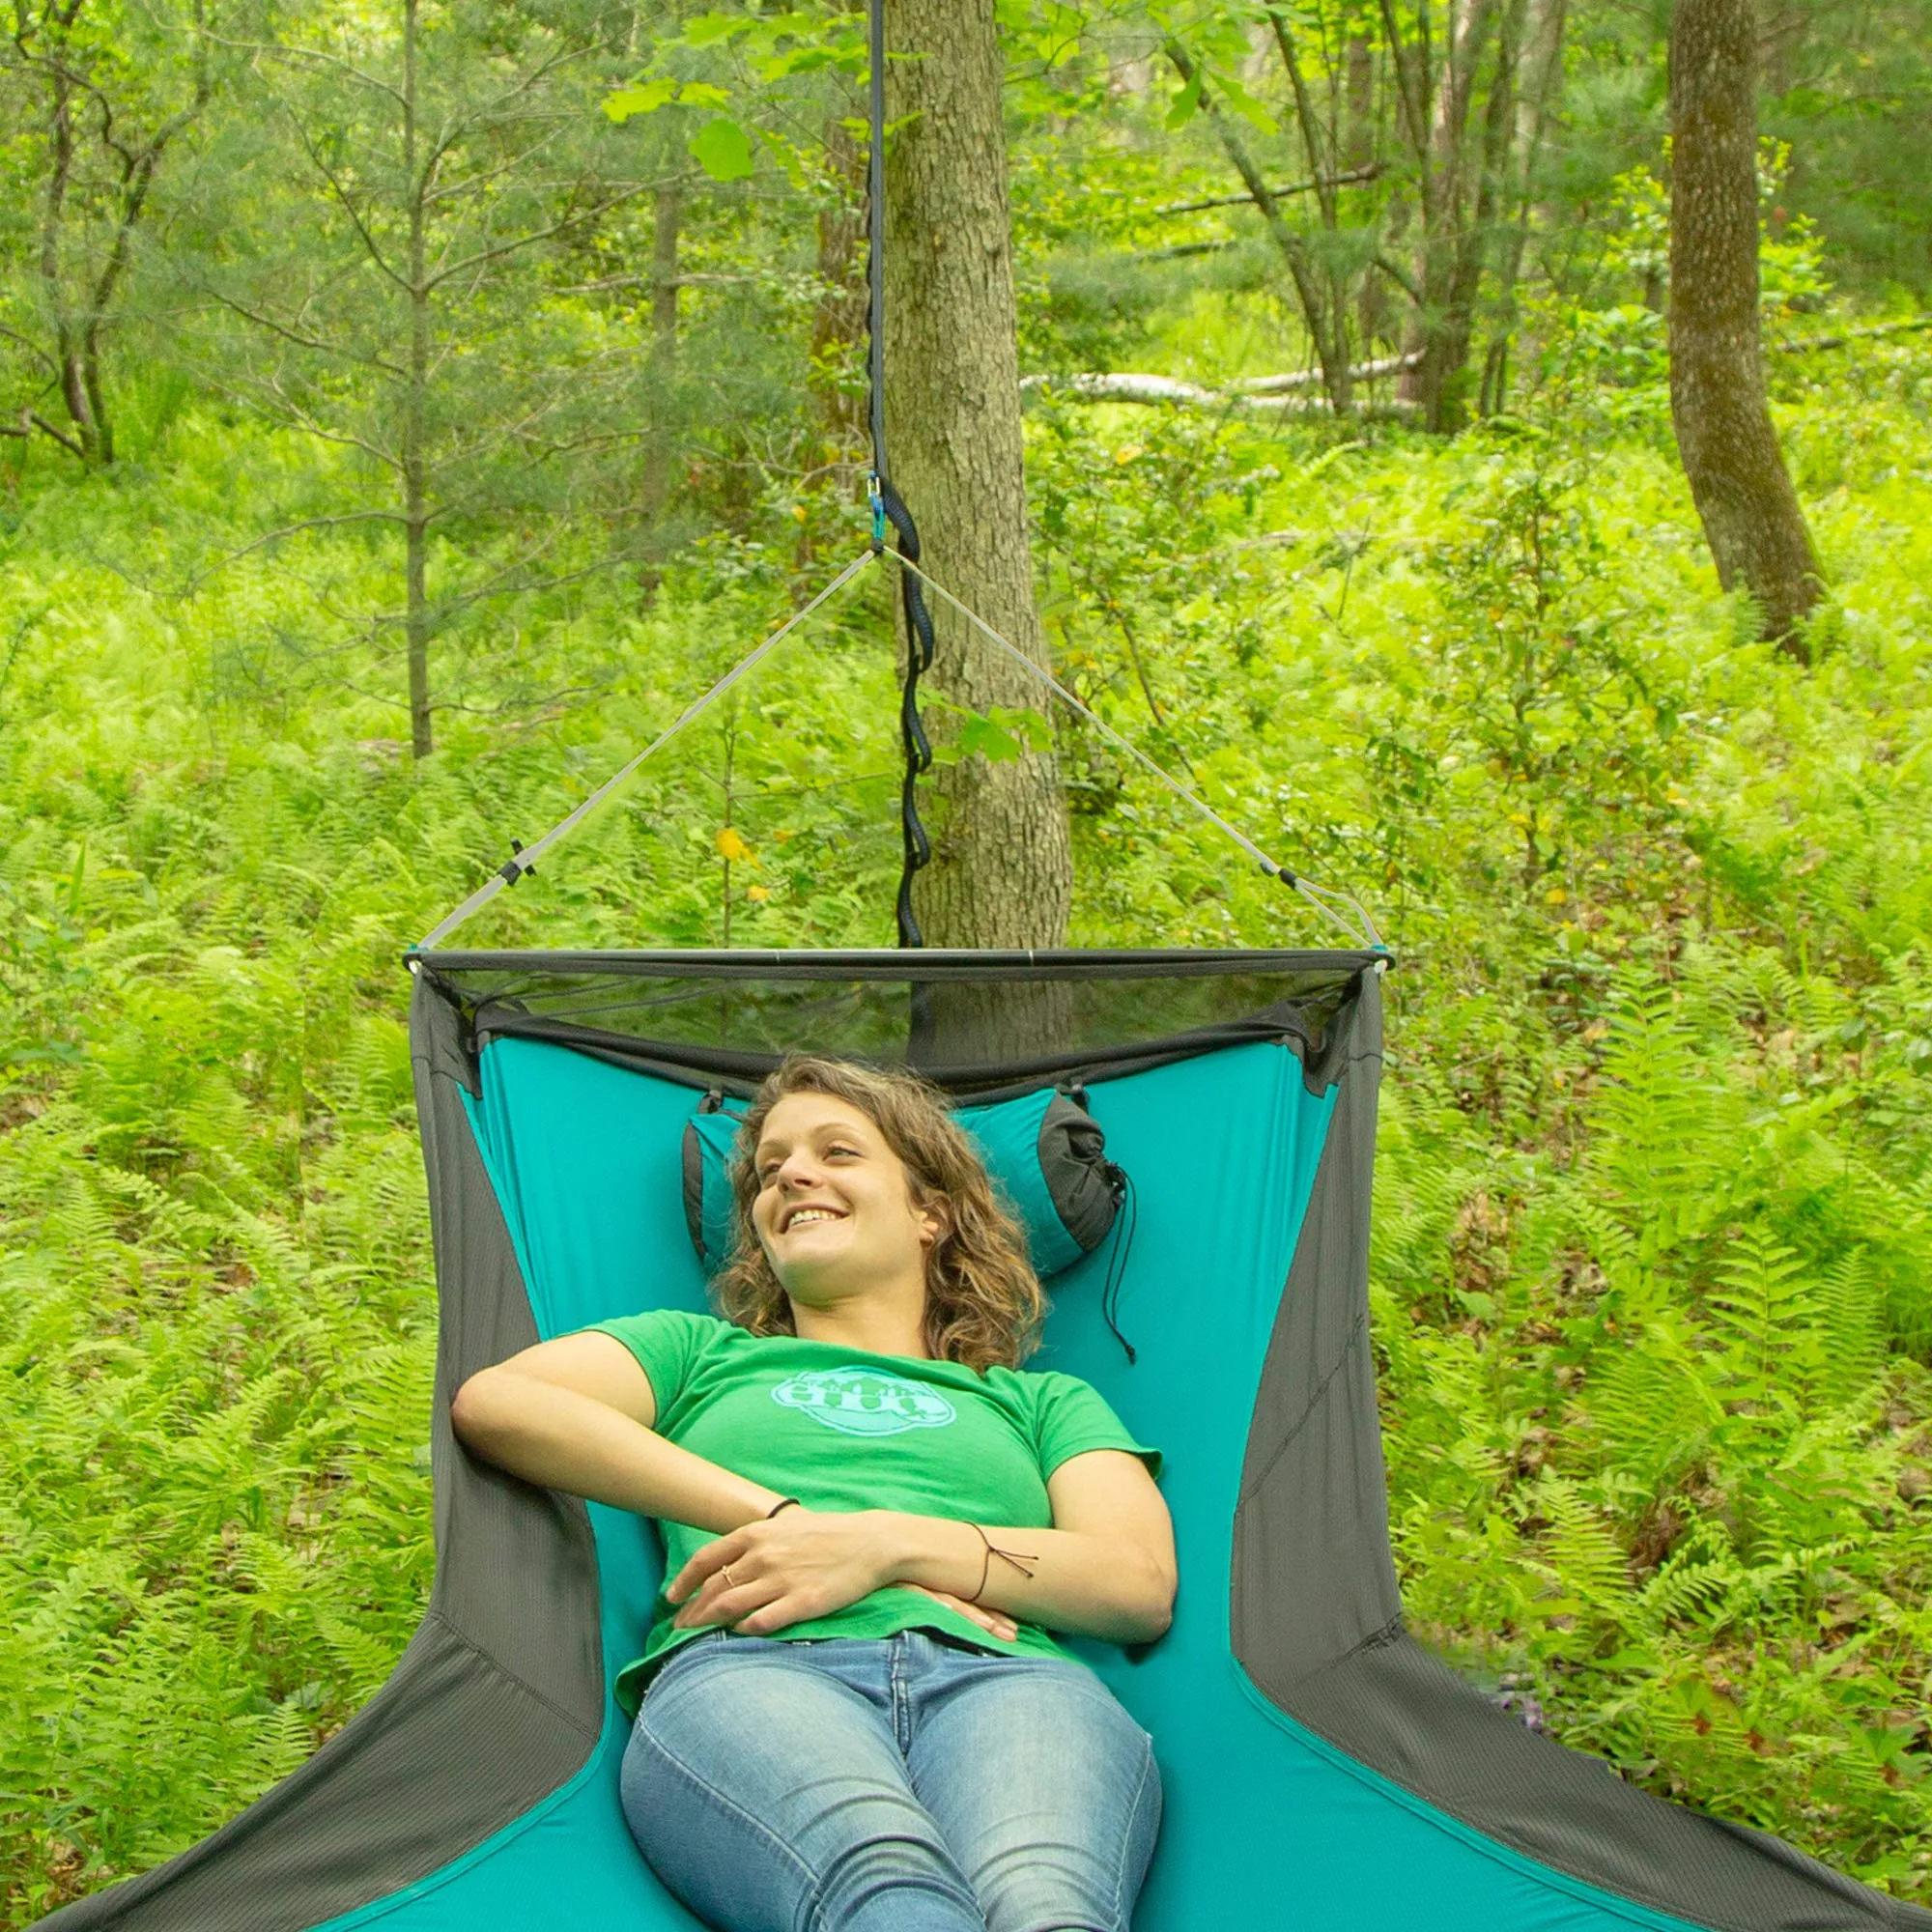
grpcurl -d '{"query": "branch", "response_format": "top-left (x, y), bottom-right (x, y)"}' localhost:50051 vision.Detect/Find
top-left (422, 180), bottom-right (654, 293)
top-left (1154, 165), bottom-right (1380, 218)
top-left (0, 323), bottom-right (60, 378)
top-left (183, 510), bottom-right (406, 592)
top-left (203, 278), bottom-right (406, 377)
top-left (1378, 0), bottom-right (1433, 164)
top-left (222, 35), bottom-right (407, 110)
top-left (1265, 9), bottom-right (1339, 232)
top-left (7, 409), bottom-right (88, 457)
top-left (1773, 315), bottom-right (1932, 353)
top-left (1162, 39), bottom-right (1336, 371)
top-left (1373, 251), bottom-right (1424, 304)
top-left (280, 105), bottom-right (408, 291)
top-left (242, 376), bottom-right (404, 469)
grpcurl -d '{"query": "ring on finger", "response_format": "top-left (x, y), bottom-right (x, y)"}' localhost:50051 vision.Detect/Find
top-left (721, 1564), bottom-right (738, 1588)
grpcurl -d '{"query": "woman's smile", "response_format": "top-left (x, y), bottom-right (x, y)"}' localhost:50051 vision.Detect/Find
top-left (777, 1203), bottom-right (849, 1236)
top-left (751, 1092), bottom-right (940, 1297)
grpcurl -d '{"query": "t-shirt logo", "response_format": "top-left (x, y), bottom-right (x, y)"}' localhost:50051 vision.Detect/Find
top-left (771, 1367), bottom-right (958, 1437)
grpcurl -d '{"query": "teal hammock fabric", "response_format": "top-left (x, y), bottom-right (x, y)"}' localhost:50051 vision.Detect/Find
top-left (316, 1033), bottom-right (1678, 1932)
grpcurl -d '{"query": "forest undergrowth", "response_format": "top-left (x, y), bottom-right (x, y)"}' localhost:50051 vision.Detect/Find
top-left (3, 332), bottom-right (1931, 1920)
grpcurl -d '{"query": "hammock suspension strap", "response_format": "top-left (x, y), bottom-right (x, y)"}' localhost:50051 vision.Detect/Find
top-left (864, 0), bottom-right (935, 951)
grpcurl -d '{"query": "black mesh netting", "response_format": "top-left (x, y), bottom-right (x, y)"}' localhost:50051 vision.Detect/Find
top-left (412, 949), bottom-right (1383, 1095)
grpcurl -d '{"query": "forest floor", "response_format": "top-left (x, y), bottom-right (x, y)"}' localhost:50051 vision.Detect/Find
top-left (2, 329), bottom-right (1930, 1920)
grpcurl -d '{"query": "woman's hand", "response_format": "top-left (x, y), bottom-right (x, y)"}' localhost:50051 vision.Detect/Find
top-left (895, 1582), bottom-right (1019, 1644)
top-left (667, 1508), bottom-right (1015, 1643)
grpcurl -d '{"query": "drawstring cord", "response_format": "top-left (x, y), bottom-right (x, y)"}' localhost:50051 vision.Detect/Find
top-left (1099, 1165), bottom-right (1139, 1365)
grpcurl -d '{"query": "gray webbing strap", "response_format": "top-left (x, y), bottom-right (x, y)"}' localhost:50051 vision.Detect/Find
top-left (412, 549), bottom-right (877, 953)
top-left (883, 548), bottom-right (1385, 951)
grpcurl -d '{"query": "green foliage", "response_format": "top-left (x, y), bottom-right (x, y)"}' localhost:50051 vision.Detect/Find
top-left (4, 2), bottom-right (1932, 1919)
top-left (6, 342), bottom-right (1932, 1914)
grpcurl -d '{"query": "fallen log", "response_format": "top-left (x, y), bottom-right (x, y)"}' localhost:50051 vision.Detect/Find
top-left (1233, 352), bottom-right (1422, 393)
top-left (1020, 364), bottom-right (1420, 419)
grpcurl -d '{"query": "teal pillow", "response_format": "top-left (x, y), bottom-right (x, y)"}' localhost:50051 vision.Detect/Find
top-left (680, 1085), bottom-right (1121, 1279)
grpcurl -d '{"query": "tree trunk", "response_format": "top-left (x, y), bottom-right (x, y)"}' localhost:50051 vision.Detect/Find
top-left (809, 114), bottom-right (867, 458)
top-left (1165, 36), bottom-right (1351, 416)
top-left (1435, 0), bottom-right (1522, 428)
top-left (43, 61), bottom-right (109, 464)
top-left (1345, 33), bottom-right (1389, 351)
top-left (1386, 0), bottom-right (1499, 431)
top-left (883, 0), bottom-right (1072, 963)
top-left (640, 180), bottom-right (680, 524)
top-left (1483, 0), bottom-right (1566, 413)
top-left (1267, 13), bottom-right (1358, 414)
top-left (402, 0), bottom-right (433, 758)
top-left (1668, 0), bottom-right (1822, 655)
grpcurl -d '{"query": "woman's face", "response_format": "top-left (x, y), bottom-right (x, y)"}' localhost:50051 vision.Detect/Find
top-left (751, 1091), bottom-right (941, 1304)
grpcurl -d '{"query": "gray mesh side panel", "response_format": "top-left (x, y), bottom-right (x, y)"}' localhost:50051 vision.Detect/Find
top-left (37, 976), bottom-right (604, 1929)
top-left (1234, 972), bottom-right (1932, 1932)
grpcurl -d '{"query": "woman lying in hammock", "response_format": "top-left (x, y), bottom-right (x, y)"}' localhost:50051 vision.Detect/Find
top-left (450, 1054), bottom-right (1175, 1932)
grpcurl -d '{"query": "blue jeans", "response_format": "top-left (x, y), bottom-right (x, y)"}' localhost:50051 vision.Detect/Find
top-left (620, 1630), bottom-right (1162, 1932)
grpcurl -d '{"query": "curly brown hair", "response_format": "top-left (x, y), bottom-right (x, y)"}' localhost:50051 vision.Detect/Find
top-left (711, 1056), bottom-right (1045, 1373)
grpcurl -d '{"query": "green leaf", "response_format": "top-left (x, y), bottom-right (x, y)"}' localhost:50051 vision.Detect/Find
top-left (603, 77), bottom-right (676, 124)
top-left (1214, 72), bottom-right (1279, 135)
top-left (689, 119), bottom-right (755, 182)
top-left (676, 81), bottom-right (731, 111)
top-left (681, 13), bottom-right (750, 46)
top-left (1164, 70), bottom-right (1203, 130)
top-left (759, 45), bottom-right (837, 80)
top-left (956, 714), bottom-right (1024, 762)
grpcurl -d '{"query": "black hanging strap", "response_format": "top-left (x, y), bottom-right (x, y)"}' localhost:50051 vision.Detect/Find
top-left (866, 0), bottom-right (935, 950)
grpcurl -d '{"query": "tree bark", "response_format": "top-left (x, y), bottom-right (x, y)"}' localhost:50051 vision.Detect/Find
top-left (1267, 12), bottom-right (1359, 415)
top-left (1386, 0), bottom-right (1500, 432)
top-left (18, 0), bottom-right (212, 467)
top-left (883, 0), bottom-right (1071, 962)
top-left (1344, 32), bottom-right (1390, 351)
top-left (1482, 0), bottom-right (1566, 414)
top-left (1668, 0), bottom-right (1822, 655)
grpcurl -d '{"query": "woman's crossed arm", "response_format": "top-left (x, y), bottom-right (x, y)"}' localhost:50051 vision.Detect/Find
top-left (667, 1454), bottom-right (1174, 1647)
top-left (451, 1334), bottom-right (1176, 1648)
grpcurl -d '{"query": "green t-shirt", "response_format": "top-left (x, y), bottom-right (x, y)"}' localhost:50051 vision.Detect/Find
top-left (586, 1310), bottom-right (1162, 1713)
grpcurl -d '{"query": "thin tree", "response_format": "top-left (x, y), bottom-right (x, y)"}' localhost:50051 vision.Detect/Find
top-left (1380, 0), bottom-right (1523, 432)
top-left (1668, 0), bottom-right (1822, 655)
top-left (0, 0), bottom-right (215, 465)
top-left (205, 0), bottom-right (656, 756)
top-left (1161, 33), bottom-right (1355, 417)
top-left (882, 0), bottom-right (1072, 952)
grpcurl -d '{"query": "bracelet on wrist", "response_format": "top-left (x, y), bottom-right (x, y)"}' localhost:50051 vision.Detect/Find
top-left (765, 1496), bottom-right (802, 1519)
top-left (963, 1521), bottom-right (1039, 1605)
